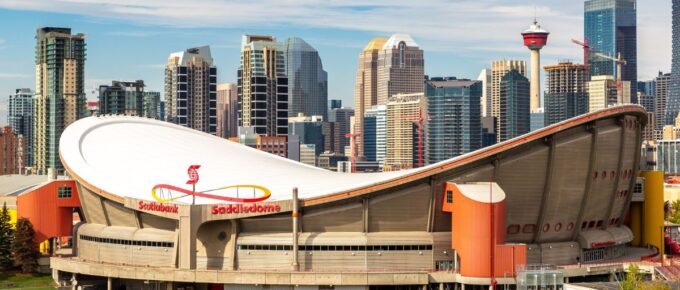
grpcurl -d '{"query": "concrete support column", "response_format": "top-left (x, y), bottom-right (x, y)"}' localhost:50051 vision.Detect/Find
top-left (291, 187), bottom-right (300, 271)
top-left (107, 277), bottom-right (112, 290)
top-left (422, 284), bottom-right (428, 290)
top-left (178, 205), bottom-right (200, 269)
top-left (70, 273), bottom-right (77, 290)
top-left (439, 283), bottom-right (444, 290)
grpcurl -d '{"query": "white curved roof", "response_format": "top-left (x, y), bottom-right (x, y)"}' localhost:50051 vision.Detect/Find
top-left (60, 116), bottom-right (415, 205)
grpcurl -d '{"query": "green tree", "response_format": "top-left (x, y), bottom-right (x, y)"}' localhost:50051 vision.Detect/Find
top-left (668, 200), bottom-right (680, 224)
top-left (12, 218), bottom-right (40, 273)
top-left (0, 202), bottom-right (14, 269)
top-left (621, 264), bottom-right (644, 290)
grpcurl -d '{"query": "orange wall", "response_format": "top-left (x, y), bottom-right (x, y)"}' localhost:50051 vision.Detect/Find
top-left (449, 182), bottom-right (525, 278)
top-left (16, 180), bottom-right (81, 243)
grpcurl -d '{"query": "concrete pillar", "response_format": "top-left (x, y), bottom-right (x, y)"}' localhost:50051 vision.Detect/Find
top-left (439, 283), bottom-right (444, 290)
top-left (107, 277), bottom-right (112, 290)
top-left (529, 49), bottom-right (540, 113)
top-left (70, 273), bottom-right (77, 290)
top-left (422, 285), bottom-right (428, 290)
top-left (460, 284), bottom-right (465, 290)
top-left (291, 187), bottom-right (300, 271)
top-left (178, 205), bottom-right (200, 269)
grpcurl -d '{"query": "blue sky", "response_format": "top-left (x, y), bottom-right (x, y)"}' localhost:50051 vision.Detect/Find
top-left (0, 0), bottom-right (672, 126)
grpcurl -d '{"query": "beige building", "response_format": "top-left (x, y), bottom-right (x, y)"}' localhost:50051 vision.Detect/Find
top-left (376, 34), bottom-right (424, 105)
top-left (662, 114), bottom-right (680, 140)
top-left (34, 27), bottom-right (86, 175)
top-left (165, 46), bottom-right (217, 134)
top-left (491, 60), bottom-right (526, 136)
top-left (385, 93), bottom-right (424, 171)
top-left (216, 83), bottom-right (237, 138)
top-left (588, 75), bottom-right (631, 112)
top-left (354, 38), bottom-right (388, 159)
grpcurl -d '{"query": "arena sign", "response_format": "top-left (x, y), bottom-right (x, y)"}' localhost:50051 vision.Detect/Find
top-left (150, 165), bottom-right (273, 204)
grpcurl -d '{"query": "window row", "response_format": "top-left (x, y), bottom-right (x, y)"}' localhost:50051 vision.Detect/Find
top-left (79, 235), bottom-right (174, 248)
top-left (237, 244), bottom-right (433, 251)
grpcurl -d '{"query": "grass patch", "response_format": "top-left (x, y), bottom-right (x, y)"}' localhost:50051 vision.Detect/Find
top-left (0, 272), bottom-right (54, 289)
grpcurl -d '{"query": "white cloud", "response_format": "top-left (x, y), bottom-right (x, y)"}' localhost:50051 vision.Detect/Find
top-left (0, 73), bottom-right (32, 78)
top-left (0, 0), bottom-right (672, 80)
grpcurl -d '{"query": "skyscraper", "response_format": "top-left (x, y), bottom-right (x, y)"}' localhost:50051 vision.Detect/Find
top-left (477, 69), bottom-right (491, 117)
top-left (585, 0), bottom-right (637, 102)
top-left (98, 80), bottom-right (145, 116)
top-left (491, 60), bottom-right (526, 141)
top-left (288, 114), bottom-right (324, 156)
top-left (285, 37), bottom-right (328, 120)
top-left (425, 78), bottom-right (482, 164)
top-left (544, 62), bottom-right (589, 126)
top-left (216, 83), bottom-right (237, 138)
top-left (328, 107), bottom-right (354, 154)
top-left (142, 91), bottom-right (162, 120)
top-left (668, 0), bottom-right (680, 126)
top-left (165, 46), bottom-right (217, 134)
top-left (588, 75), bottom-right (625, 112)
top-left (657, 73), bottom-right (672, 137)
top-left (354, 37), bottom-right (388, 159)
top-left (34, 27), bottom-right (86, 174)
top-left (363, 105), bottom-right (387, 164)
top-left (376, 34), bottom-right (425, 105)
top-left (8, 88), bottom-right (34, 167)
top-left (385, 93), bottom-right (424, 171)
top-left (498, 70), bottom-right (530, 142)
top-left (238, 35), bottom-right (288, 137)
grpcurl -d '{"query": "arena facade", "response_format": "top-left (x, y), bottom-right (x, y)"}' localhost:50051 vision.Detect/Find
top-left (51, 105), bottom-right (649, 290)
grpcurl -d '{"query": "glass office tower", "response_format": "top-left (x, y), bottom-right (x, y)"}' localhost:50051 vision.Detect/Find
top-left (584, 0), bottom-right (637, 102)
top-left (285, 38), bottom-right (328, 120)
top-left (425, 78), bottom-right (482, 164)
top-left (668, 0), bottom-right (680, 125)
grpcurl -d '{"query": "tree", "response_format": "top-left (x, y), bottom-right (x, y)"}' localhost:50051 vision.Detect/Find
top-left (668, 200), bottom-right (680, 224)
top-left (12, 218), bottom-right (39, 273)
top-left (0, 202), bottom-right (14, 269)
top-left (620, 264), bottom-right (643, 290)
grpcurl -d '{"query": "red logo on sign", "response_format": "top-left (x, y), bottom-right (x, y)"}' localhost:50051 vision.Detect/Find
top-left (186, 165), bottom-right (200, 185)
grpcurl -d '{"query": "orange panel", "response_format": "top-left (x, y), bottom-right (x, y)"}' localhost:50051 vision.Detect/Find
top-left (16, 180), bottom-right (81, 243)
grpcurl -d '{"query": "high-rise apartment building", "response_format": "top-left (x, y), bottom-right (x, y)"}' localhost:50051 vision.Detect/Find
top-left (544, 62), bottom-right (589, 126)
top-left (322, 122), bottom-right (341, 155)
top-left (425, 78), bottom-right (481, 164)
top-left (98, 80), bottom-right (145, 116)
top-left (670, 0), bottom-right (680, 127)
top-left (376, 34), bottom-right (425, 105)
top-left (216, 83), bottom-right (237, 138)
top-left (285, 37), bottom-right (328, 120)
top-left (354, 37), bottom-right (388, 159)
top-left (238, 35), bottom-right (288, 137)
top-left (491, 60), bottom-right (527, 141)
top-left (165, 46), bottom-right (217, 134)
top-left (588, 75), bottom-right (623, 112)
top-left (328, 107), bottom-right (354, 155)
top-left (363, 105), bottom-right (387, 164)
top-left (657, 73), bottom-right (672, 136)
top-left (585, 0), bottom-right (637, 102)
top-left (8, 88), bottom-right (34, 167)
top-left (143, 91), bottom-right (162, 120)
top-left (34, 27), bottom-right (86, 174)
top-left (477, 69), bottom-right (492, 117)
top-left (498, 70), bottom-right (530, 142)
top-left (385, 93), bottom-right (424, 171)
top-left (0, 126), bottom-right (25, 175)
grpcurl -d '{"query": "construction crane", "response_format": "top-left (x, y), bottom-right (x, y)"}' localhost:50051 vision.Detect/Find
top-left (593, 52), bottom-right (627, 103)
top-left (571, 38), bottom-right (593, 68)
top-left (344, 132), bottom-right (361, 173)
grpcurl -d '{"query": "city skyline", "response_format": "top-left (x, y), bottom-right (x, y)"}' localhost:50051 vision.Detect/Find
top-left (0, 0), bottom-right (673, 126)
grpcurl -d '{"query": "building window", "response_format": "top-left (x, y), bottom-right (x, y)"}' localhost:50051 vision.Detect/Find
top-left (446, 190), bottom-right (453, 204)
top-left (58, 187), bottom-right (72, 198)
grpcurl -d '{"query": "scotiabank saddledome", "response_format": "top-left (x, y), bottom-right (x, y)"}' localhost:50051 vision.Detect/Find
top-left (54, 106), bottom-right (646, 288)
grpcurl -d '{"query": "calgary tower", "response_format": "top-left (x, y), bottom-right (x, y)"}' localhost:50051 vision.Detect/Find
top-left (522, 19), bottom-right (550, 113)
